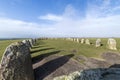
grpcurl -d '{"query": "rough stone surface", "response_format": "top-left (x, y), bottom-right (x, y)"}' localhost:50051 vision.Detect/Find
top-left (96, 39), bottom-right (101, 47)
top-left (0, 42), bottom-right (34, 80)
top-left (85, 39), bottom-right (90, 45)
top-left (53, 68), bottom-right (120, 80)
top-left (29, 39), bottom-right (36, 47)
top-left (22, 40), bottom-right (32, 48)
top-left (107, 38), bottom-right (117, 50)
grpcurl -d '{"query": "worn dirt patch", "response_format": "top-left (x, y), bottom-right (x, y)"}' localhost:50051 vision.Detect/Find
top-left (33, 54), bottom-right (84, 80)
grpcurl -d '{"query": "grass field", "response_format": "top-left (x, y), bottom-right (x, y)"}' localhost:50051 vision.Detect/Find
top-left (0, 38), bottom-right (120, 61)
top-left (31, 38), bottom-right (120, 61)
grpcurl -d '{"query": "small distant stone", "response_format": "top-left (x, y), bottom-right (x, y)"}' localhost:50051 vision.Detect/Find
top-left (107, 38), bottom-right (117, 50)
top-left (85, 39), bottom-right (90, 45)
top-left (96, 39), bottom-right (101, 47)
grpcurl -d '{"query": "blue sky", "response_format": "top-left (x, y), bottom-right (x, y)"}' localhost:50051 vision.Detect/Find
top-left (0, 0), bottom-right (120, 38)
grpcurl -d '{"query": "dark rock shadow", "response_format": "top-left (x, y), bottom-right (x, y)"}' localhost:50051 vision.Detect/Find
top-left (101, 44), bottom-right (103, 46)
top-left (32, 45), bottom-right (45, 49)
top-left (34, 54), bottom-right (74, 80)
top-left (109, 64), bottom-right (120, 68)
top-left (31, 48), bottom-right (54, 54)
top-left (32, 50), bottom-right (61, 64)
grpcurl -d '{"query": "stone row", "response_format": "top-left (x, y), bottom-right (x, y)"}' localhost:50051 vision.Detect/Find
top-left (0, 38), bottom-right (37, 80)
top-left (65, 38), bottom-right (117, 50)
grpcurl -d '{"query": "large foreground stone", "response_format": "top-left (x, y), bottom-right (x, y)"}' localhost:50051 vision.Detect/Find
top-left (53, 68), bottom-right (120, 80)
top-left (0, 42), bottom-right (34, 80)
top-left (22, 40), bottom-right (32, 48)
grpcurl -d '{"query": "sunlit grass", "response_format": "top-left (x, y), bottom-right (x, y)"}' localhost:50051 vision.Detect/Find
top-left (1, 38), bottom-right (120, 61)
top-left (31, 38), bottom-right (120, 60)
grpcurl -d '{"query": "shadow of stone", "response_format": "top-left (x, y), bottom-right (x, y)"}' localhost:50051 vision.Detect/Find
top-left (101, 44), bottom-right (103, 46)
top-left (109, 64), bottom-right (120, 68)
top-left (31, 48), bottom-right (54, 54)
top-left (34, 54), bottom-right (74, 80)
top-left (32, 50), bottom-right (61, 64)
top-left (32, 45), bottom-right (45, 49)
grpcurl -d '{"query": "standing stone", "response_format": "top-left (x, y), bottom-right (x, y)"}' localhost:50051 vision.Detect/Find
top-left (85, 39), bottom-right (90, 45)
top-left (73, 38), bottom-right (76, 42)
top-left (81, 39), bottom-right (84, 44)
top-left (29, 39), bottom-right (35, 47)
top-left (107, 38), bottom-right (117, 50)
top-left (22, 40), bottom-right (32, 48)
top-left (95, 39), bottom-right (101, 47)
top-left (0, 42), bottom-right (34, 80)
top-left (76, 38), bottom-right (80, 43)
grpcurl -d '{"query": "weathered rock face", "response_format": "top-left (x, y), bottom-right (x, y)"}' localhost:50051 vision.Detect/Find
top-left (0, 42), bottom-right (34, 80)
top-left (81, 39), bottom-right (84, 44)
top-left (96, 39), bottom-right (101, 47)
top-left (22, 40), bottom-right (32, 48)
top-left (85, 39), bottom-right (90, 45)
top-left (53, 68), bottom-right (120, 80)
top-left (29, 39), bottom-right (33, 47)
top-left (107, 38), bottom-right (117, 50)
top-left (29, 39), bottom-right (36, 47)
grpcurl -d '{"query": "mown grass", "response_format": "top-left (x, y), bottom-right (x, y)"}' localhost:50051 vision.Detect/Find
top-left (1, 38), bottom-right (120, 61)
top-left (31, 38), bottom-right (120, 60)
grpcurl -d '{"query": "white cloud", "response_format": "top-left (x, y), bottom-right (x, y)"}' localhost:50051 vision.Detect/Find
top-left (37, 3), bottom-right (120, 37)
top-left (38, 5), bottom-right (78, 21)
top-left (39, 14), bottom-right (63, 21)
top-left (0, 18), bottom-right (57, 38)
top-left (1, 1), bottom-right (120, 38)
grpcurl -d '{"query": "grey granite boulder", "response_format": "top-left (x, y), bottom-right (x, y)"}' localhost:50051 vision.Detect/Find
top-left (0, 42), bottom-right (34, 80)
top-left (22, 40), bottom-right (32, 48)
top-left (53, 68), bottom-right (120, 80)
top-left (29, 39), bottom-right (36, 47)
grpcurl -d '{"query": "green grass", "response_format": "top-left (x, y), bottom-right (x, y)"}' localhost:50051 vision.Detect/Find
top-left (1, 38), bottom-right (120, 61)
top-left (31, 38), bottom-right (120, 60)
